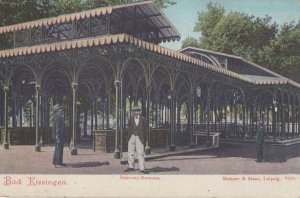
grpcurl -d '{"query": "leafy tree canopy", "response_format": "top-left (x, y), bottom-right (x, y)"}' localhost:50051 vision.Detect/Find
top-left (182, 2), bottom-right (300, 83)
top-left (181, 36), bottom-right (199, 49)
top-left (258, 21), bottom-right (300, 82)
top-left (0, 0), bottom-right (176, 26)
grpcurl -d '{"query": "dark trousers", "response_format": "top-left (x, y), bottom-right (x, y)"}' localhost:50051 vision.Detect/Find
top-left (256, 144), bottom-right (263, 162)
top-left (52, 139), bottom-right (64, 165)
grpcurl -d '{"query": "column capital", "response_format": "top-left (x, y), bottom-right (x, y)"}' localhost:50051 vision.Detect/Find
top-left (35, 84), bottom-right (41, 91)
top-left (146, 86), bottom-right (152, 92)
top-left (72, 83), bottom-right (78, 90)
top-left (3, 85), bottom-right (9, 92)
top-left (114, 80), bottom-right (121, 87)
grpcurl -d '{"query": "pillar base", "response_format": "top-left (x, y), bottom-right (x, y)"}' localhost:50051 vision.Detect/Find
top-left (3, 143), bottom-right (9, 149)
top-left (169, 144), bottom-right (176, 151)
top-left (145, 146), bottom-right (151, 155)
top-left (190, 143), bottom-right (196, 148)
top-left (70, 141), bottom-right (74, 149)
top-left (71, 147), bottom-right (78, 155)
top-left (114, 149), bottom-right (120, 159)
top-left (120, 157), bottom-right (127, 165)
top-left (39, 139), bottom-right (44, 147)
top-left (35, 145), bottom-right (41, 152)
top-left (205, 140), bottom-right (211, 146)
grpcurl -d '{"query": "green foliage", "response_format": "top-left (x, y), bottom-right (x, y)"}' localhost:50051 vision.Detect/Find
top-left (152, 0), bottom-right (176, 9)
top-left (181, 36), bottom-right (199, 49)
top-left (194, 2), bottom-right (225, 37)
top-left (182, 2), bottom-right (300, 83)
top-left (198, 10), bottom-right (277, 62)
top-left (0, 0), bottom-right (46, 26)
top-left (85, 0), bottom-right (175, 9)
top-left (258, 21), bottom-right (300, 82)
top-left (45, 0), bottom-right (84, 16)
top-left (0, 0), bottom-right (176, 27)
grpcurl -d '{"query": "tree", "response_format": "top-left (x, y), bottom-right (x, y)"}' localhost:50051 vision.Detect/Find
top-left (0, 0), bottom-right (48, 26)
top-left (181, 2), bottom-right (300, 83)
top-left (194, 2), bottom-right (225, 38)
top-left (203, 12), bottom-right (277, 61)
top-left (181, 36), bottom-right (199, 48)
top-left (0, 0), bottom-right (176, 27)
top-left (258, 21), bottom-right (300, 82)
top-left (190, 3), bottom-right (277, 62)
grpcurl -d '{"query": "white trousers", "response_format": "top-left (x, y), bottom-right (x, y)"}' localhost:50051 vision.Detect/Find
top-left (128, 135), bottom-right (145, 171)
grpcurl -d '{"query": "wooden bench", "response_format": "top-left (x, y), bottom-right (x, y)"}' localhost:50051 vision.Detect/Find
top-left (194, 132), bottom-right (220, 146)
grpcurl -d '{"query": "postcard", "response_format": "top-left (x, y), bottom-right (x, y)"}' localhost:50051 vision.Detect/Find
top-left (0, 0), bottom-right (299, 197)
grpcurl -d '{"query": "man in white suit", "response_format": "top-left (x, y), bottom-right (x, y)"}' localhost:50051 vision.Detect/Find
top-left (124, 106), bottom-right (148, 174)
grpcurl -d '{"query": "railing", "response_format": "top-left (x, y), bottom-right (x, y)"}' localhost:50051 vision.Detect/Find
top-left (0, 127), bottom-right (80, 145)
top-left (93, 128), bottom-right (169, 152)
top-left (177, 122), bottom-right (300, 141)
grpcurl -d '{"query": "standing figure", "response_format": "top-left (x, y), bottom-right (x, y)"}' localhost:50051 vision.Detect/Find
top-left (52, 104), bottom-right (67, 167)
top-left (124, 106), bottom-right (148, 174)
top-left (255, 122), bottom-right (265, 162)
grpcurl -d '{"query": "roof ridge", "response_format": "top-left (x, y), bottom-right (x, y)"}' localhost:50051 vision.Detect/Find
top-left (0, 1), bottom-right (153, 34)
top-left (1, 33), bottom-right (299, 89)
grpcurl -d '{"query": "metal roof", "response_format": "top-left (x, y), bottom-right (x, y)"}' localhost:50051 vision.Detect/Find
top-left (180, 46), bottom-right (300, 88)
top-left (0, 1), bottom-right (180, 43)
top-left (0, 33), bottom-right (299, 89)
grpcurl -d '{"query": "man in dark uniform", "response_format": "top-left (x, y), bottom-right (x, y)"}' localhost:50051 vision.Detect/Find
top-left (255, 122), bottom-right (265, 162)
top-left (124, 106), bottom-right (148, 174)
top-left (52, 104), bottom-right (67, 167)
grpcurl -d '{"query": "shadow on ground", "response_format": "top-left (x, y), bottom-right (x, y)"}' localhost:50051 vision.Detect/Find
top-left (146, 166), bottom-right (180, 173)
top-left (153, 156), bottom-right (217, 162)
top-left (68, 161), bottom-right (110, 168)
top-left (186, 143), bottom-right (294, 163)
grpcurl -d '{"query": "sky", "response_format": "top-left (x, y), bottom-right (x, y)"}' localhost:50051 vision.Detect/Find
top-left (160, 0), bottom-right (300, 50)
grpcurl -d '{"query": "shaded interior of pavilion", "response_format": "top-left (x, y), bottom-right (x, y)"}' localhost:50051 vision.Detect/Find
top-left (1, 52), bottom-right (300, 148)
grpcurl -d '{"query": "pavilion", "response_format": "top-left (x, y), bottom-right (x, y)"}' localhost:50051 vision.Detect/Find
top-left (0, 1), bottom-right (299, 159)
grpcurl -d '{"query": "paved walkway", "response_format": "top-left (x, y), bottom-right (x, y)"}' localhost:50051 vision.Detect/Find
top-left (1, 142), bottom-right (300, 175)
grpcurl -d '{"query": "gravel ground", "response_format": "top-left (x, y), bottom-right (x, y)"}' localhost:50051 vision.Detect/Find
top-left (1, 143), bottom-right (300, 175)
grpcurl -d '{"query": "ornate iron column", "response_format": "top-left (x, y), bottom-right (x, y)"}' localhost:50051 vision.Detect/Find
top-left (155, 97), bottom-right (158, 127)
top-left (114, 80), bottom-right (121, 159)
top-left (12, 92), bottom-right (17, 127)
top-left (225, 103), bottom-right (228, 138)
top-left (242, 105), bottom-right (246, 139)
top-left (292, 98), bottom-right (295, 138)
top-left (272, 98), bottom-right (278, 141)
top-left (106, 91), bottom-right (110, 129)
top-left (102, 98), bottom-right (105, 129)
top-left (71, 83), bottom-right (78, 155)
top-left (190, 92), bottom-right (195, 148)
top-left (0, 93), bottom-right (3, 126)
top-left (120, 81), bottom-right (123, 159)
top-left (281, 103), bottom-right (285, 140)
top-left (145, 86), bottom-right (151, 155)
top-left (20, 97), bottom-right (23, 127)
top-left (39, 93), bottom-right (45, 146)
top-left (298, 105), bottom-right (300, 137)
top-left (169, 89), bottom-right (176, 151)
top-left (3, 85), bottom-right (9, 149)
top-left (91, 100), bottom-right (94, 133)
top-left (206, 91), bottom-right (211, 146)
top-left (287, 97), bottom-right (290, 138)
top-left (94, 97), bottom-right (98, 130)
top-left (35, 84), bottom-right (41, 152)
